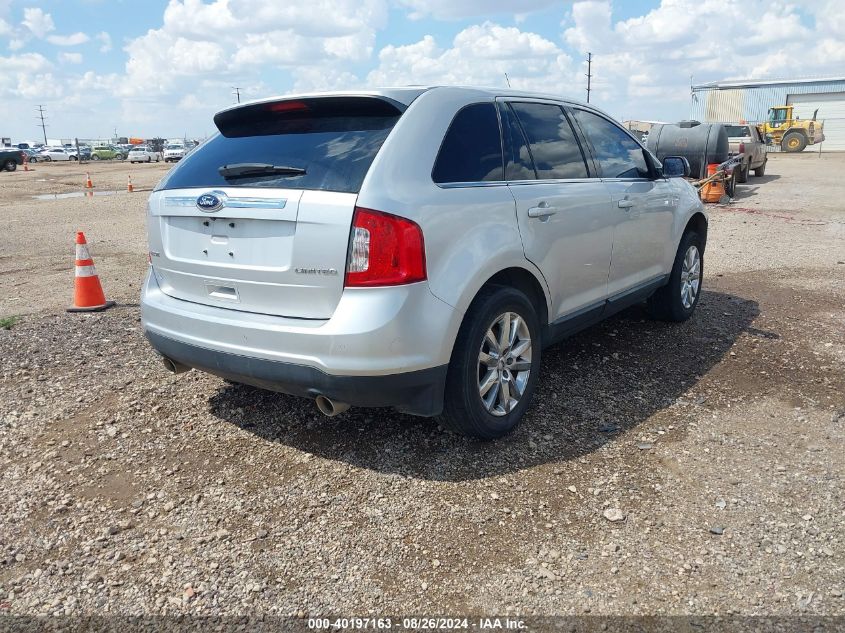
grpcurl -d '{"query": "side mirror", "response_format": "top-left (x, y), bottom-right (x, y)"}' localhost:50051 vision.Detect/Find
top-left (662, 156), bottom-right (690, 178)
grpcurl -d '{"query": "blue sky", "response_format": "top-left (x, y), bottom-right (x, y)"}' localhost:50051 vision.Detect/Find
top-left (1, 0), bottom-right (842, 142)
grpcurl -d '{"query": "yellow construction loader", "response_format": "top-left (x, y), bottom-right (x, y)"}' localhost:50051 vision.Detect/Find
top-left (758, 105), bottom-right (825, 152)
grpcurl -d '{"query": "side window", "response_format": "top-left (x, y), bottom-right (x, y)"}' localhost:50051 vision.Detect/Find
top-left (500, 104), bottom-right (537, 180)
top-left (572, 109), bottom-right (650, 179)
top-left (510, 102), bottom-right (589, 179)
top-left (432, 103), bottom-right (503, 184)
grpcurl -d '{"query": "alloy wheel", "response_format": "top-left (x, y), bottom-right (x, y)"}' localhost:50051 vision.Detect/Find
top-left (477, 311), bottom-right (532, 416)
top-left (680, 245), bottom-right (701, 309)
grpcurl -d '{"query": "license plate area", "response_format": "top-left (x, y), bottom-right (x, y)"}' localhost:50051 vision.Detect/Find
top-left (163, 216), bottom-right (295, 270)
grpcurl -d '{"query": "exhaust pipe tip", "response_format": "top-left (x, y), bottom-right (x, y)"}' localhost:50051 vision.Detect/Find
top-left (161, 356), bottom-right (190, 374)
top-left (315, 395), bottom-right (350, 417)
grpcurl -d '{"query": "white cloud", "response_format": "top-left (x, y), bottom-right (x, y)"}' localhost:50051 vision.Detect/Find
top-left (398, 0), bottom-right (560, 20)
top-left (367, 23), bottom-right (575, 91)
top-left (58, 52), bottom-right (83, 64)
top-left (21, 7), bottom-right (54, 38)
top-left (47, 32), bottom-right (90, 46)
top-left (557, 0), bottom-right (845, 118)
top-left (96, 31), bottom-right (112, 52)
top-left (121, 0), bottom-right (388, 99)
top-left (0, 52), bottom-right (62, 100)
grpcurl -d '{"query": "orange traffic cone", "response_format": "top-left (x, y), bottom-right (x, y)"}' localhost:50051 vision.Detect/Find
top-left (23, 154), bottom-right (30, 172)
top-left (67, 232), bottom-right (115, 313)
top-left (85, 172), bottom-right (93, 189)
top-left (127, 174), bottom-right (134, 193)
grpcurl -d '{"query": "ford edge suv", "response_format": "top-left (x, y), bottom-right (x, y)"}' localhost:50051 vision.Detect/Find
top-left (141, 86), bottom-right (706, 438)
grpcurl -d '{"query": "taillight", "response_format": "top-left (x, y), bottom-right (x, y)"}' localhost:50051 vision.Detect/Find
top-left (345, 207), bottom-right (426, 287)
top-left (738, 142), bottom-right (745, 154)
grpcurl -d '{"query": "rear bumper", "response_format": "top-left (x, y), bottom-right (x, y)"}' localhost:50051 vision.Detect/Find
top-left (140, 270), bottom-right (459, 416)
top-left (146, 330), bottom-right (447, 416)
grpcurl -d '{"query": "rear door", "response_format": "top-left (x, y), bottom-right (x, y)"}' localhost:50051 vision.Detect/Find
top-left (570, 107), bottom-right (675, 296)
top-left (501, 100), bottom-right (614, 322)
top-left (148, 96), bottom-right (403, 320)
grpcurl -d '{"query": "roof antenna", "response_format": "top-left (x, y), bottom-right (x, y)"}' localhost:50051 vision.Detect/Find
top-left (504, 72), bottom-right (511, 88)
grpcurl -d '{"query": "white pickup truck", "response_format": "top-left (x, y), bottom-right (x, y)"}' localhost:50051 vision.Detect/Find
top-left (725, 123), bottom-right (768, 182)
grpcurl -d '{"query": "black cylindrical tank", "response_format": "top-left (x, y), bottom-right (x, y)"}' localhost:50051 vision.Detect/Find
top-left (646, 121), bottom-right (729, 179)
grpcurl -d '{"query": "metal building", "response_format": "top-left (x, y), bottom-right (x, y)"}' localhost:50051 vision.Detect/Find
top-left (691, 77), bottom-right (845, 151)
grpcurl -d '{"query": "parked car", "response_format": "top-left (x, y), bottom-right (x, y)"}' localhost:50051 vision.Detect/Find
top-left (39, 147), bottom-right (78, 161)
top-left (163, 144), bottom-right (187, 162)
top-left (91, 145), bottom-right (126, 161)
top-left (141, 86), bottom-right (707, 438)
top-left (128, 146), bottom-right (162, 163)
top-left (1, 147), bottom-right (24, 171)
top-left (725, 123), bottom-right (767, 181)
top-left (22, 148), bottom-right (41, 163)
top-left (77, 145), bottom-right (92, 160)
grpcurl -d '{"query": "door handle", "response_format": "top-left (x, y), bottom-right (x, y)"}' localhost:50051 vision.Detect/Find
top-left (617, 199), bottom-right (635, 209)
top-left (527, 205), bottom-right (558, 218)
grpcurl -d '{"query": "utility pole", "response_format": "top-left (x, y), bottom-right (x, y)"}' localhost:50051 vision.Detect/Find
top-left (504, 72), bottom-right (511, 88)
top-left (585, 53), bottom-right (593, 104)
top-left (36, 105), bottom-right (48, 145)
top-left (232, 86), bottom-right (241, 103)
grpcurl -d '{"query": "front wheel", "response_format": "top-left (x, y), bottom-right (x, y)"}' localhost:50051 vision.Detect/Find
top-left (648, 231), bottom-right (703, 322)
top-left (782, 132), bottom-right (807, 153)
top-left (440, 287), bottom-right (541, 439)
top-left (43, 156), bottom-right (51, 162)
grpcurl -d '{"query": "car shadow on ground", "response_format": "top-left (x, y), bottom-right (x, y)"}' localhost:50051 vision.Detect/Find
top-left (734, 174), bottom-right (781, 199)
top-left (208, 290), bottom-right (761, 482)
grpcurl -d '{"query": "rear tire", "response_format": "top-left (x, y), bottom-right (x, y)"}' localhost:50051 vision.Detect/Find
top-left (736, 161), bottom-right (748, 183)
top-left (782, 132), bottom-right (807, 153)
top-left (440, 287), bottom-right (541, 439)
top-left (43, 156), bottom-right (51, 162)
top-left (753, 160), bottom-right (767, 177)
top-left (91, 154), bottom-right (100, 161)
top-left (4, 160), bottom-right (16, 172)
top-left (647, 230), bottom-right (704, 322)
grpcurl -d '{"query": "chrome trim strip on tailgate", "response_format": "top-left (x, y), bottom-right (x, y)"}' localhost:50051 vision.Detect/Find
top-left (163, 194), bottom-right (287, 210)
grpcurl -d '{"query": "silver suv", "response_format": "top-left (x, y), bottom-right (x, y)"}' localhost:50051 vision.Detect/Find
top-left (141, 86), bottom-right (706, 438)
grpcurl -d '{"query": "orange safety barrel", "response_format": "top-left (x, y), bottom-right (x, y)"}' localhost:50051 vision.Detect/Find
top-left (700, 164), bottom-right (725, 203)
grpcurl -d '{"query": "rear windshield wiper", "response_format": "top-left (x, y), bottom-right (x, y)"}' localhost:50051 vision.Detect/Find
top-left (218, 163), bottom-right (306, 178)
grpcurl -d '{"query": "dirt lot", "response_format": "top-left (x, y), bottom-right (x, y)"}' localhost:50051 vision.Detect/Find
top-left (1, 155), bottom-right (844, 626)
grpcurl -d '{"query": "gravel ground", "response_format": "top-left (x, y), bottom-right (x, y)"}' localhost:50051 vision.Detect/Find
top-left (1, 156), bottom-right (844, 627)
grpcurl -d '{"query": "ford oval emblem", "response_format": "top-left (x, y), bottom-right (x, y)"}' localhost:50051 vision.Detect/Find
top-left (196, 192), bottom-right (223, 212)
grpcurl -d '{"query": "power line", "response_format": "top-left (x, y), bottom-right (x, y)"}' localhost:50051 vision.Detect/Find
top-left (36, 105), bottom-right (48, 145)
top-left (585, 53), bottom-right (593, 104)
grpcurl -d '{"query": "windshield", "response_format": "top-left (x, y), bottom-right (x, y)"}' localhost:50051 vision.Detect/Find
top-left (769, 109), bottom-right (788, 123)
top-left (157, 97), bottom-right (402, 193)
top-left (165, 145), bottom-right (183, 150)
top-left (725, 125), bottom-right (750, 137)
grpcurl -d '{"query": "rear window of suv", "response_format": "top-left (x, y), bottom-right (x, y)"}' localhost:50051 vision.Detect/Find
top-left (157, 97), bottom-right (402, 193)
top-left (725, 125), bottom-right (750, 138)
